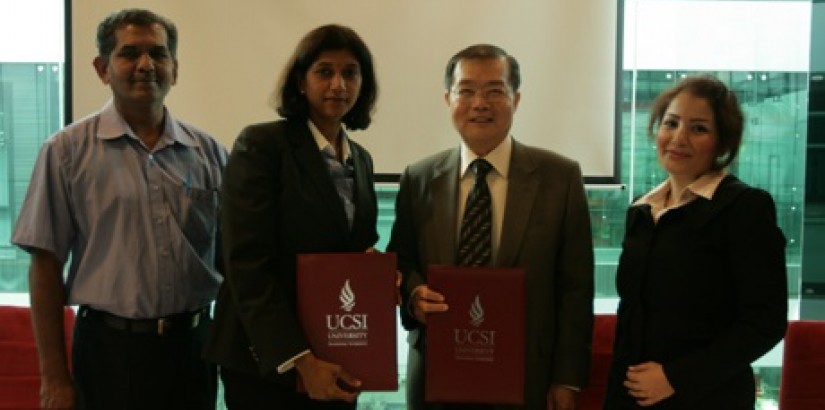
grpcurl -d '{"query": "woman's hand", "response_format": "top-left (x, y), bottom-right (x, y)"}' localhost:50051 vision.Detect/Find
top-left (395, 271), bottom-right (402, 305)
top-left (623, 361), bottom-right (675, 406)
top-left (295, 353), bottom-right (361, 402)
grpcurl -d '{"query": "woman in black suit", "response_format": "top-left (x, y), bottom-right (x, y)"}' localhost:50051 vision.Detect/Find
top-left (604, 76), bottom-right (787, 409)
top-left (204, 25), bottom-right (379, 409)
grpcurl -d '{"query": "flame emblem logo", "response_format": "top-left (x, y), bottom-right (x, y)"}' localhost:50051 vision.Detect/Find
top-left (469, 295), bottom-right (484, 327)
top-left (339, 279), bottom-right (356, 312)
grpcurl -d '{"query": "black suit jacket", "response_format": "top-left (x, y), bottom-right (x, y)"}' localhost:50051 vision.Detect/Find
top-left (605, 175), bottom-right (788, 409)
top-left (203, 119), bottom-right (378, 385)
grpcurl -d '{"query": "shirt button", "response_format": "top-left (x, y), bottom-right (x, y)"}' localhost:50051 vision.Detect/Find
top-left (151, 185), bottom-right (159, 191)
top-left (160, 248), bottom-right (169, 256)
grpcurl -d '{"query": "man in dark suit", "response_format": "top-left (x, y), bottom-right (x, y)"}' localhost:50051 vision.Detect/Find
top-left (387, 44), bottom-right (595, 410)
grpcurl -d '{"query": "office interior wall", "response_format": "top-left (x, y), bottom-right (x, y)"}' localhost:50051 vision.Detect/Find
top-left (71, 0), bottom-right (618, 179)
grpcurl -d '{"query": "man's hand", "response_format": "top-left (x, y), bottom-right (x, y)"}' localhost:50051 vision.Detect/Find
top-left (40, 376), bottom-right (75, 409)
top-left (29, 249), bottom-right (74, 409)
top-left (623, 361), bottom-right (674, 406)
top-left (295, 353), bottom-right (361, 402)
top-left (409, 285), bottom-right (448, 324)
top-left (546, 384), bottom-right (577, 410)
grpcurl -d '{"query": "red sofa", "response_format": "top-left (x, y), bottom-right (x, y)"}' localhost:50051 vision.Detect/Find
top-left (779, 320), bottom-right (825, 410)
top-left (0, 305), bottom-right (75, 409)
top-left (579, 314), bottom-right (617, 410)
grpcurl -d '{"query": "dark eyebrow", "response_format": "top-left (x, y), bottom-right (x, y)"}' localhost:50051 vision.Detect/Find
top-left (686, 115), bottom-right (712, 123)
top-left (313, 61), bottom-right (359, 68)
top-left (117, 44), bottom-right (168, 52)
top-left (664, 112), bottom-right (712, 123)
top-left (455, 79), bottom-right (506, 87)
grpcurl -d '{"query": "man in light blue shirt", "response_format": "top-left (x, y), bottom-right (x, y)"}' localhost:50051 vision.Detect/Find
top-left (11, 9), bottom-right (226, 410)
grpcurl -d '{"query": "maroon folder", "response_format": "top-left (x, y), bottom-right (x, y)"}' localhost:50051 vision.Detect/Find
top-left (296, 252), bottom-right (398, 391)
top-left (425, 265), bottom-right (526, 405)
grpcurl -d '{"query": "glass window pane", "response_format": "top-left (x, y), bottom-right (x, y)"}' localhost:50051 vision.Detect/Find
top-left (0, 1), bottom-right (65, 298)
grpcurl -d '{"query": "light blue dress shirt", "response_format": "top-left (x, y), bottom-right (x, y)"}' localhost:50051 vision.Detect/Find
top-left (12, 100), bottom-right (228, 318)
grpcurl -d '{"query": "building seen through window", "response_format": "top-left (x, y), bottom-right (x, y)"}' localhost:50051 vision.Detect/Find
top-left (0, 0), bottom-right (64, 299)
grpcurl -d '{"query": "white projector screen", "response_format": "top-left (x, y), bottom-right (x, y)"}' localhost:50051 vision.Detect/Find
top-left (71, 0), bottom-right (618, 181)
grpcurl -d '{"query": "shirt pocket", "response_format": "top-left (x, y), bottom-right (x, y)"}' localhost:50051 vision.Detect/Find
top-left (174, 184), bottom-right (219, 255)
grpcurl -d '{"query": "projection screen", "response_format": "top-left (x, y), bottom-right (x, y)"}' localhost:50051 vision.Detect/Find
top-left (71, 0), bottom-right (618, 181)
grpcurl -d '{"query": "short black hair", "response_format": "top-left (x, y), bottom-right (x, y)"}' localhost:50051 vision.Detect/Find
top-left (444, 44), bottom-right (520, 91)
top-left (273, 24), bottom-right (378, 131)
top-left (648, 75), bottom-right (745, 170)
top-left (96, 9), bottom-right (177, 60)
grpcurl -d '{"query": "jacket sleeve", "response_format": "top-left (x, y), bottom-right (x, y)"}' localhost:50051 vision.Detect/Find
top-left (220, 125), bottom-right (309, 376)
top-left (386, 166), bottom-right (426, 331)
top-left (551, 162), bottom-right (596, 388)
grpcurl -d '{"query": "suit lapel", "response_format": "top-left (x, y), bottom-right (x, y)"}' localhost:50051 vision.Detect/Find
top-left (430, 148), bottom-right (461, 265)
top-left (288, 122), bottom-right (350, 237)
top-left (497, 141), bottom-right (539, 266)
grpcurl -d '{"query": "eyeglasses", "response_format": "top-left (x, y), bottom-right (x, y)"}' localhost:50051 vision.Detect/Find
top-left (451, 86), bottom-right (512, 103)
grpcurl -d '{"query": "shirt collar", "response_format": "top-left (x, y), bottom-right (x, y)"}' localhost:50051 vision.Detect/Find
top-left (308, 119), bottom-right (351, 160)
top-left (96, 99), bottom-right (198, 147)
top-left (460, 135), bottom-right (512, 179)
top-left (634, 170), bottom-right (727, 207)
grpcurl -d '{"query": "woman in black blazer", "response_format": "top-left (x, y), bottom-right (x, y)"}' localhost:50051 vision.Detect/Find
top-left (604, 76), bottom-right (787, 409)
top-left (204, 25), bottom-right (379, 409)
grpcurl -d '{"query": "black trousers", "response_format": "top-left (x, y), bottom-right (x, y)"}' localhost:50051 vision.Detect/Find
top-left (220, 366), bottom-right (356, 410)
top-left (72, 309), bottom-right (217, 410)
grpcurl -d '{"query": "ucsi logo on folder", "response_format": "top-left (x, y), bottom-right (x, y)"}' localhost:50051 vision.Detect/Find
top-left (425, 265), bottom-right (526, 405)
top-left (296, 252), bottom-right (398, 392)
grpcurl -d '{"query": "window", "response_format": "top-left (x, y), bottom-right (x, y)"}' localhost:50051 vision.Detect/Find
top-left (0, 0), bottom-right (65, 300)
